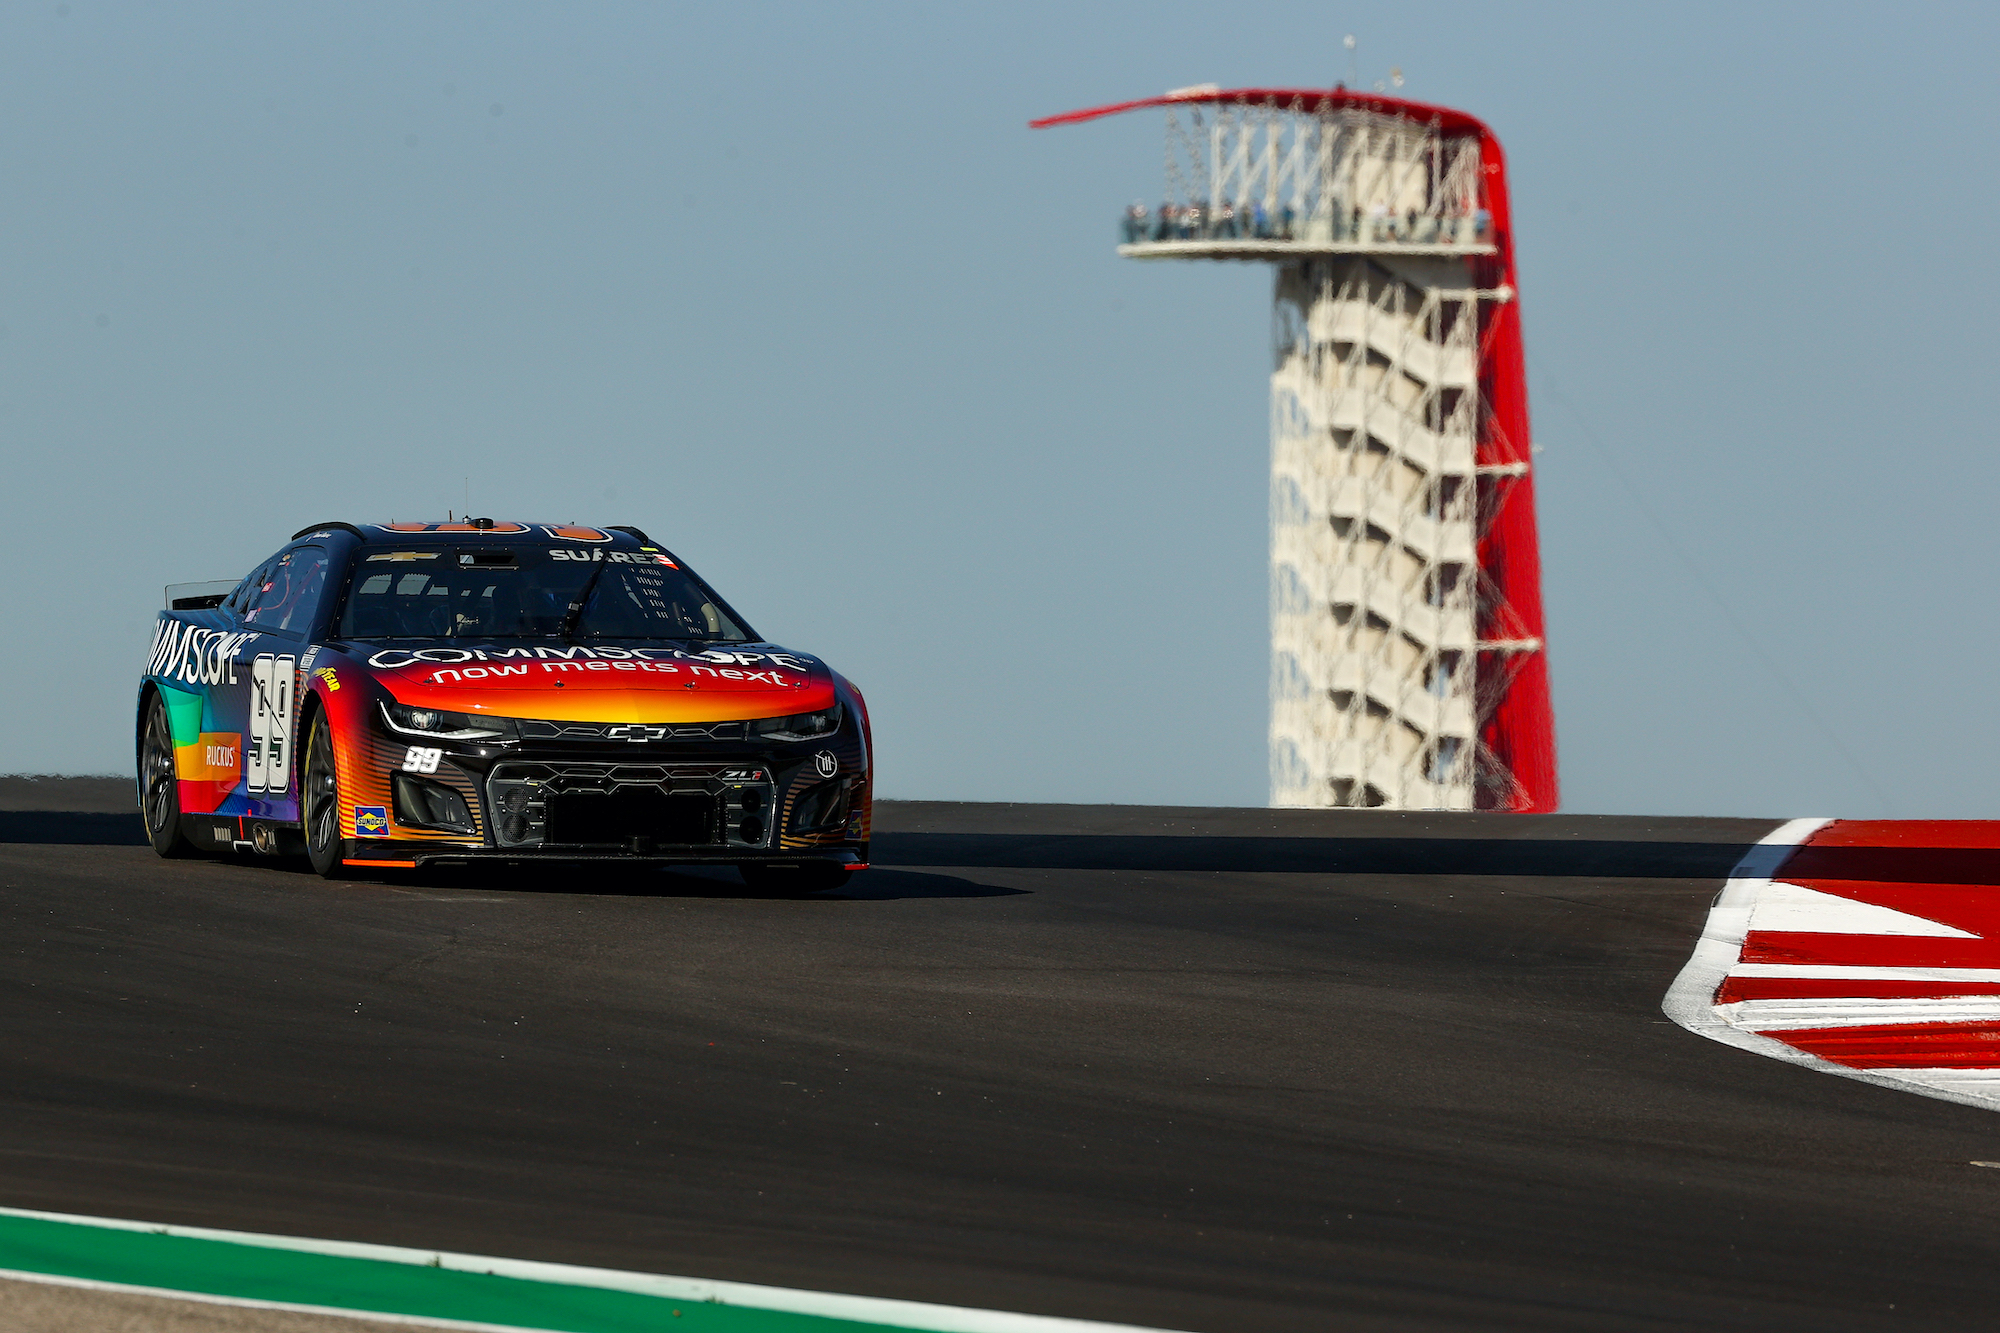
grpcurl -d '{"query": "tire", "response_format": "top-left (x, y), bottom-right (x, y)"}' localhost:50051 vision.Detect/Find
top-left (737, 862), bottom-right (851, 896)
top-left (303, 710), bottom-right (346, 879)
top-left (140, 694), bottom-right (197, 858)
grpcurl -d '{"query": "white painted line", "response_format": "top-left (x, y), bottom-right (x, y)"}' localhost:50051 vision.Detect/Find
top-left (0, 1206), bottom-right (1184, 1333)
top-left (1662, 816), bottom-right (1829, 1055)
top-left (1874, 1068), bottom-right (2000, 1098)
top-left (1661, 817), bottom-right (2000, 1114)
top-left (1725, 964), bottom-right (2000, 983)
top-left (1745, 879), bottom-right (1975, 937)
top-left (0, 1266), bottom-right (553, 1332)
top-left (1720, 997), bottom-right (2000, 1030)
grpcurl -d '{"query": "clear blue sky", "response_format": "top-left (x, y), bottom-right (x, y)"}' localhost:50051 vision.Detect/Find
top-left (4, 1), bottom-right (1995, 817)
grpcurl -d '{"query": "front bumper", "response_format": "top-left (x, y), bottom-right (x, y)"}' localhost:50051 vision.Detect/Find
top-left (357, 724), bottom-right (869, 865)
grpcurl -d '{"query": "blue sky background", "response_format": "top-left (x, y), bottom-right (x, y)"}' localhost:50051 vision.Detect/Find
top-left (4, 1), bottom-right (1995, 816)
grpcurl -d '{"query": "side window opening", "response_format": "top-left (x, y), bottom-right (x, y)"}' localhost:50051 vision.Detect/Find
top-left (243, 546), bottom-right (332, 636)
top-left (225, 561), bottom-right (272, 617)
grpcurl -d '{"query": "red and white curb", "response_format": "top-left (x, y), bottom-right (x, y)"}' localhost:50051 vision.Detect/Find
top-left (1666, 817), bottom-right (2000, 1111)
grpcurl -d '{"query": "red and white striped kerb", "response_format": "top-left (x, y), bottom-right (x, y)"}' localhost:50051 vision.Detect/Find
top-left (1667, 818), bottom-right (2000, 1110)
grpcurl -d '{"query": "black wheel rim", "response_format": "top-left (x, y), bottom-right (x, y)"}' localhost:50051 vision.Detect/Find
top-left (142, 703), bottom-right (176, 836)
top-left (306, 722), bottom-right (339, 854)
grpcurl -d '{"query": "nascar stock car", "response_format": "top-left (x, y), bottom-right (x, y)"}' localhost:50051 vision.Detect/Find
top-left (137, 520), bottom-right (870, 889)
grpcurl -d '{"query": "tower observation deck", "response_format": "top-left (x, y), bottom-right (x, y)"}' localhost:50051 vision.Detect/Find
top-left (1036, 86), bottom-right (1557, 812)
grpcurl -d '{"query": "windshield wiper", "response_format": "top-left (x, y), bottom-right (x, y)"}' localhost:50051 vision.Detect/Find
top-left (557, 560), bottom-right (610, 640)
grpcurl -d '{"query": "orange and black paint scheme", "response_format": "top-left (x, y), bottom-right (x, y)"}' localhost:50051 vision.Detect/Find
top-left (137, 521), bottom-right (871, 890)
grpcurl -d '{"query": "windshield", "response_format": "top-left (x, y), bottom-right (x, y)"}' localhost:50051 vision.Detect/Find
top-left (336, 547), bottom-right (751, 642)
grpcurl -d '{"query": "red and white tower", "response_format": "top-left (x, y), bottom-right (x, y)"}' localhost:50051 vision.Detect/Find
top-left (1036, 86), bottom-right (1558, 812)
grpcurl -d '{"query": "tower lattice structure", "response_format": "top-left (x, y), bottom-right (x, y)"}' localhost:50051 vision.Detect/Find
top-left (1037, 87), bottom-right (1557, 811)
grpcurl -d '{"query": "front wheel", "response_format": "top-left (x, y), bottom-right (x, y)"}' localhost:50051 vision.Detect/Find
top-left (303, 711), bottom-right (346, 879)
top-left (140, 694), bottom-right (196, 858)
top-left (737, 862), bottom-right (851, 896)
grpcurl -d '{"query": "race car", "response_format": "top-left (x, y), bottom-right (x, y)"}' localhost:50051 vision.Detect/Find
top-left (137, 520), bottom-right (870, 889)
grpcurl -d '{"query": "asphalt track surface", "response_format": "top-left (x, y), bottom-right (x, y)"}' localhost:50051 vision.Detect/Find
top-left (9, 790), bottom-right (2000, 1331)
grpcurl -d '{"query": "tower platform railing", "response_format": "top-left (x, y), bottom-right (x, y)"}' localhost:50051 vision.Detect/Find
top-left (1117, 206), bottom-right (1495, 259)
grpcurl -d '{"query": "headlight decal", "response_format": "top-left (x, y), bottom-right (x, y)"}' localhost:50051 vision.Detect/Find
top-left (749, 704), bottom-right (841, 743)
top-left (381, 701), bottom-right (519, 742)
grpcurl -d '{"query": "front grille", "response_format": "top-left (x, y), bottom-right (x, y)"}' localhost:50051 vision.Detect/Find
top-left (545, 787), bottom-right (713, 846)
top-left (488, 761), bottom-right (772, 852)
top-left (516, 720), bottom-right (745, 743)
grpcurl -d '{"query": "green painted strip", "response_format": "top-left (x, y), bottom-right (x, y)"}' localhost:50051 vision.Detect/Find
top-left (0, 1213), bottom-right (902, 1332)
top-left (0, 1208), bottom-right (1179, 1333)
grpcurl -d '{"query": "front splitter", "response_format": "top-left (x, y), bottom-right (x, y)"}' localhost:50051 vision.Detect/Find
top-left (341, 839), bottom-right (866, 869)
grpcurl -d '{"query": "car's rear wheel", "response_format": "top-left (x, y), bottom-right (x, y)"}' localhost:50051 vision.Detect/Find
top-left (737, 862), bottom-right (851, 895)
top-left (303, 711), bottom-right (346, 879)
top-left (140, 694), bottom-right (196, 859)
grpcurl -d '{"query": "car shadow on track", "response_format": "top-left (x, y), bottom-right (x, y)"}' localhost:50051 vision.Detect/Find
top-left (824, 868), bottom-right (1029, 901)
top-left (387, 862), bottom-right (1028, 902)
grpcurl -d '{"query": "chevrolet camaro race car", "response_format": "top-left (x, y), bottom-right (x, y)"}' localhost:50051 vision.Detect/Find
top-left (137, 520), bottom-right (870, 889)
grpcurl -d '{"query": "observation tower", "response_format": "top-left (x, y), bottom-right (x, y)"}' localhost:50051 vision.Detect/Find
top-left (1035, 86), bottom-right (1557, 812)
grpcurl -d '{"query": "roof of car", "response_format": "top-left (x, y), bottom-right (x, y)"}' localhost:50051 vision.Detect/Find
top-left (290, 521), bottom-right (655, 546)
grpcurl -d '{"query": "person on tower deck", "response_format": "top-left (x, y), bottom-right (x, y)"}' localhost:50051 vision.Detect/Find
top-left (1183, 200), bottom-right (1206, 240)
top-left (1279, 203), bottom-right (1296, 240)
top-left (1252, 200), bottom-right (1270, 239)
top-left (1215, 199), bottom-right (1237, 239)
top-left (1122, 201), bottom-right (1148, 244)
top-left (1348, 205), bottom-right (1362, 242)
top-left (1367, 200), bottom-right (1391, 242)
top-left (1153, 201), bottom-right (1173, 241)
top-left (1472, 206), bottom-right (1492, 240)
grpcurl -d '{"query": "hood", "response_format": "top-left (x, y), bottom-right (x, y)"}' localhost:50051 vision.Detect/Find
top-left (337, 641), bottom-right (832, 723)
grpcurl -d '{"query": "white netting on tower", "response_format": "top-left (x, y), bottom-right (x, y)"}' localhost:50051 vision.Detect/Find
top-left (1131, 104), bottom-right (1487, 249)
top-left (1269, 255), bottom-right (1521, 809)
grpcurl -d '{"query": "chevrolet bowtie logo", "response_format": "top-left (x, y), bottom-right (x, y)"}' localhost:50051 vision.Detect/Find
top-left (605, 724), bottom-right (671, 743)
